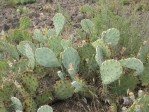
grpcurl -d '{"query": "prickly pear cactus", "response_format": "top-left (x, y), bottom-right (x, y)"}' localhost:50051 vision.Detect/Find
top-left (61, 47), bottom-right (80, 77)
top-left (14, 81), bottom-right (36, 112)
top-left (101, 28), bottom-right (120, 47)
top-left (48, 29), bottom-right (56, 38)
top-left (92, 39), bottom-right (111, 58)
top-left (17, 41), bottom-right (35, 69)
top-left (37, 105), bottom-right (53, 112)
top-left (61, 39), bottom-right (72, 50)
top-left (35, 90), bottom-right (53, 106)
top-left (81, 19), bottom-right (95, 35)
top-left (137, 41), bottom-right (149, 63)
top-left (119, 57), bottom-right (144, 75)
top-left (19, 73), bottom-right (39, 96)
top-left (54, 80), bottom-right (74, 100)
top-left (53, 13), bottom-right (65, 36)
top-left (17, 41), bottom-right (35, 56)
top-left (35, 47), bottom-right (60, 67)
top-left (48, 36), bottom-right (62, 56)
top-left (33, 29), bottom-right (47, 43)
top-left (95, 46), bottom-right (104, 66)
top-left (100, 60), bottom-right (123, 84)
top-left (11, 97), bottom-right (23, 111)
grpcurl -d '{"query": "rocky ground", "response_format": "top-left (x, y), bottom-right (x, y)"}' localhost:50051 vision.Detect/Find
top-left (0, 0), bottom-right (96, 33)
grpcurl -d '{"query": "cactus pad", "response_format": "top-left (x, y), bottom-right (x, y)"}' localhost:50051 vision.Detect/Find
top-left (95, 46), bottom-right (104, 66)
top-left (35, 47), bottom-right (60, 67)
top-left (11, 97), bottom-right (23, 111)
top-left (33, 29), bottom-right (47, 43)
top-left (137, 41), bottom-right (149, 63)
top-left (100, 60), bottom-right (123, 84)
top-left (53, 13), bottom-right (65, 36)
top-left (81, 19), bottom-right (95, 34)
top-left (92, 39), bottom-right (111, 57)
top-left (54, 80), bottom-right (74, 100)
top-left (20, 73), bottom-right (39, 96)
top-left (119, 58), bottom-right (144, 75)
top-left (48, 37), bottom-right (62, 56)
top-left (61, 47), bottom-right (80, 75)
top-left (101, 28), bottom-right (120, 46)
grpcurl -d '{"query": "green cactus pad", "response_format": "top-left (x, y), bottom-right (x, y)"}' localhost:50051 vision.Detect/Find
top-left (119, 57), bottom-right (144, 75)
top-left (35, 90), bottom-right (53, 106)
top-left (54, 80), bottom-right (74, 100)
top-left (95, 46), bottom-right (104, 66)
top-left (100, 60), bottom-right (123, 84)
top-left (17, 41), bottom-right (35, 69)
top-left (137, 41), bottom-right (149, 63)
top-left (48, 29), bottom-right (56, 38)
top-left (35, 47), bottom-right (60, 67)
top-left (61, 47), bottom-right (80, 75)
top-left (48, 36), bottom-right (63, 57)
top-left (53, 13), bottom-right (65, 36)
top-left (61, 39), bottom-right (72, 50)
top-left (23, 96), bottom-right (36, 112)
top-left (24, 43), bottom-right (35, 69)
top-left (101, 28), bottom-right (120, 46)
top-left (37, 105), bottom-right (53, 112)
top-left (81, 19), bottom-right (95, 34)
top-left (92, 39), bottom-right (111, 57)
top-left (33, 29), bottom-right (47, 43)
top-left (20, 73), bottom-right (39, 96)
top-left (11, 97), bottom-right (23, 111)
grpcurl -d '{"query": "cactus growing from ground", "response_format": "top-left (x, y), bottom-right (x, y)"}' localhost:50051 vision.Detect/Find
top-left (54, 80), bottom-right (74, 100)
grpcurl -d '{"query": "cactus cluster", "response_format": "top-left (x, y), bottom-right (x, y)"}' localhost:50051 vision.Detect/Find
top-left (0, 12), bottom-right (148, 112)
